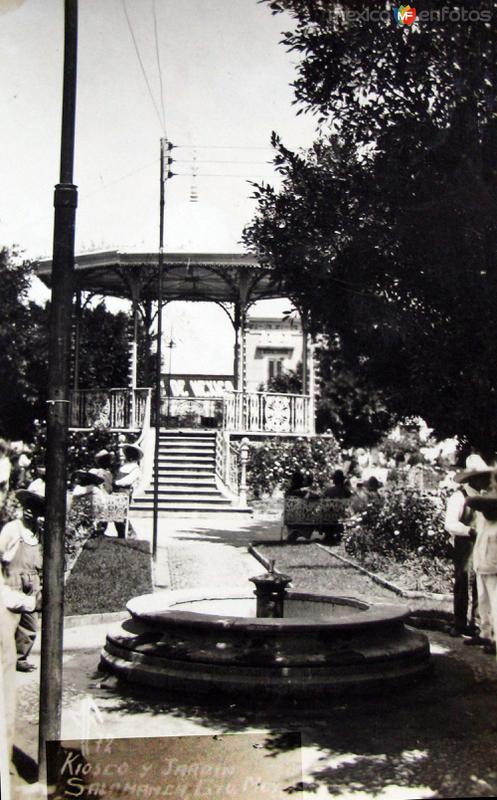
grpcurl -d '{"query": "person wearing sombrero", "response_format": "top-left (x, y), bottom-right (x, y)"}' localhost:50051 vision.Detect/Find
top-left (0, 490), bottom-right (44, 672)
top-left (67, 470), bottom-right (107, 550)
top-left (113, 443), bottom-right (143, 539)
top-left (461, 463), bottom-right (497, 655)
top-left (91, 449), bottom-right (114, 495)
top-left (444, 455), bottom-right (491, 639)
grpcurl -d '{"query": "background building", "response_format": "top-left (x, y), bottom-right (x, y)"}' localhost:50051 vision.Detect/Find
top-left (245, 314), bottom-right (302, 392)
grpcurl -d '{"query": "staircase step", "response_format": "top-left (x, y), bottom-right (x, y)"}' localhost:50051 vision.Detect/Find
top-left (151, 476), bottom-right (217, 485)
top-left (130, 507), bottom-right (251, 517)
top-left (159, 438), bottom-right (215, 446)
top-left (156, 466), bottom-right (215, 473)
top-left (144, 487), bottom-right (221, 496)
top-left (158, 433), bottom-right (216, 441)
top-left (140, 492), bottom-right (230, 505)
top-left (158, 453), bottom-right (215, 461)
top-left (131, 429), bottom-right (240, 515)
top-left (159, 448), bottom-right (215, 457)
top-left (132, 498), bottom-right (233, 509)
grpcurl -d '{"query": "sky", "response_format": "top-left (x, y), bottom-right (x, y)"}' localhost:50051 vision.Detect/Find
top-left (0, 0), bottom-right (317, 372)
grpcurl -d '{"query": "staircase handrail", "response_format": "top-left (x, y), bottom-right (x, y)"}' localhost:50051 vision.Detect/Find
top-left (215, 430), bottom-right (239, 496)
top-left (133, 387), bottom-right (154, 497)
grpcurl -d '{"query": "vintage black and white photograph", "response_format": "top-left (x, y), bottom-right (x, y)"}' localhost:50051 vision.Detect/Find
top-left (1, 0), bottom-right (497, 798)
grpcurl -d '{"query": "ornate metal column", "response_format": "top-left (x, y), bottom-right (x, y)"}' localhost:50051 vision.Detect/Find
top-left (128, 275), bottom-right (142, 429)
top-left (237, 269), bottom-right (250, 431)
top-left (301, 321), bottom-right (309, 396)
top-left (233, 301), bottom-right (242, 390)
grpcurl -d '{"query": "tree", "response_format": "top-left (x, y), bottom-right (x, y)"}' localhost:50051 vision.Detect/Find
top-left (0, 248), bottom-right (49, 439)
top-left (0, 248), bottom-right (138, 440)
top-left (77, 302), bottom-right (130, 389)
top-left (244, 1), bottom-right (497, 453)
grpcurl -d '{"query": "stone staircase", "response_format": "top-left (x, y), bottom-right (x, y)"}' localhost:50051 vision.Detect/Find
top-left (130, 430), bottom-right (248, 516)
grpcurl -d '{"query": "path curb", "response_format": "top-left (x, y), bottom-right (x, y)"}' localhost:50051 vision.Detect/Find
top-left (63, 610), bottom-right (128, 628)
top-left (316, 544), bottom-right (452, 602)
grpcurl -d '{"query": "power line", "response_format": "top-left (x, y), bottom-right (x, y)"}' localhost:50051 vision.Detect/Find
top-left (174, 159), bottom-right (274, 165)
top-left (121, 0), bottom-right (165, 133)
top-left (173, 144), bottom-right (275, 151)
top-left (173, 172), bottom-right (277, 178)
top-left (152, 0), bottom-right (167, 136)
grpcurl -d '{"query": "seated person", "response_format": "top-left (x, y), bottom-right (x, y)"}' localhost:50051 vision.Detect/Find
top-left (323, 469), bottom-right (352, 500)
top-left (91, 449), bottom-right (114, 495)
top-left (113, 443), bottom-right (143, 539)
top-left (67, 471), bottom-right (107, 552)
top-left (351, 475), bottom-right (383, 513)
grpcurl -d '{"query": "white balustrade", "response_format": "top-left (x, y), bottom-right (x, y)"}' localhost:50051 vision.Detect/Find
top-left (70, 388), bottom-right (151, 430)
top-left (223, 391), bottom-right (311, 434)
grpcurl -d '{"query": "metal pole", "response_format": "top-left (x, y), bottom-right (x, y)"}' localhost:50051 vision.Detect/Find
top-left (38, 0), bottom-right (78, 782)
top-left (152, 138), bottom-right (166, 560)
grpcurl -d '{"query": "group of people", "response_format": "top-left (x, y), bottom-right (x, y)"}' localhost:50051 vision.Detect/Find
top-left (68, 442), bottom-right (143, 540)
top-left (445, 454), bottom-right (497, 657)
top-left (286, 466), bottom-right (383, 510)
top-left (0, 437), bottom-right (144, 791)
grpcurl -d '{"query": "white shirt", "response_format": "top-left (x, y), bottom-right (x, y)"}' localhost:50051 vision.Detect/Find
top-left (444, 487), bottom-right (478, 546)
top-left (0, 518), bottom-right (39, 564)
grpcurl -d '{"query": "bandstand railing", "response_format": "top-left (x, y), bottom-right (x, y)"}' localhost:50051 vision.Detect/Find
top-left (215, 430), bottom-right (240, 495)
top-left (70, 387), bottom-right (312, 435)
top-left (70, 388), bottom-right (152, 430)
top-left (223, 391), bottom-right (312, 434)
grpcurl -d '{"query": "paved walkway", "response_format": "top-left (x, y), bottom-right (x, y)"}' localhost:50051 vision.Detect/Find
top-left (10, 510), bottom-right (497, 799)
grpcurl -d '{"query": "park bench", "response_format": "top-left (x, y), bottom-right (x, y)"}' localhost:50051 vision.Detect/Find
top-left (68, 491), bottom-right (130, 538)
top-left (283, 496), bottom-right (350, 544)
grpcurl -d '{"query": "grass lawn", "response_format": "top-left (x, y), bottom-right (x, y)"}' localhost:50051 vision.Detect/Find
top-left (257, 541), bottom-right (452, 597)
top-left (64, 536), bottom-right (153, 616)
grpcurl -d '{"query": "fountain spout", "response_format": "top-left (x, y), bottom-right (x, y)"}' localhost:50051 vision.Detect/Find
top-left (249, 562), bottom-right (292, 618)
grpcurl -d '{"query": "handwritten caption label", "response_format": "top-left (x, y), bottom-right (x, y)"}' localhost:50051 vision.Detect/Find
top-left (47, 733), bottom-right (302, 799)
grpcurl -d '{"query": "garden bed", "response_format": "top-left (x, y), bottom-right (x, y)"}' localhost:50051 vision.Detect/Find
top-left (64, 536), bottom-right (152, 616)
top-left (255, 541), bottom-right (452, 603)
top-left (254, 542), bottom-right (400, 602)
top-left (342, 547), bottom-right (452, 595)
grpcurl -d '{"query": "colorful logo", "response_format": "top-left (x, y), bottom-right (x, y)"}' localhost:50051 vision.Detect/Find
top-left (394, 4), bottom-right (417, 25)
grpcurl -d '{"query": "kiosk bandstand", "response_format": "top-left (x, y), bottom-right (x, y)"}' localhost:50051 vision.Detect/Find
top-left (36, 251), bottom-right (316, 513)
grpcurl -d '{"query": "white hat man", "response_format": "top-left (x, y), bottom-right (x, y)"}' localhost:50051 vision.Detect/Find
top-left (444, 455), bottom-right (490, 638)
top-left (463, 463), bottom-right (497, 655)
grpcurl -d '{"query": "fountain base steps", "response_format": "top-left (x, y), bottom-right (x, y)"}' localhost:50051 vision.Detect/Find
top-left (101, 589), bottom-right (431, 698)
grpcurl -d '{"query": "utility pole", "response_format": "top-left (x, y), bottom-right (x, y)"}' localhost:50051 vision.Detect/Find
top-left (152, 138), bottom-right (167, 560)
top-left (38, 0), bottom-right (78, 783)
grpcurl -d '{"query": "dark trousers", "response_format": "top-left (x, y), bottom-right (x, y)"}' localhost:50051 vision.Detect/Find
top-left (15, 610), bottom-right (38, 663)
top-left (453, 536), bottom-right (478, 631)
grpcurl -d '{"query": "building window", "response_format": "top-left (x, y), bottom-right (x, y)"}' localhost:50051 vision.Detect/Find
top-left (268, 359), bottom-right (283, 381)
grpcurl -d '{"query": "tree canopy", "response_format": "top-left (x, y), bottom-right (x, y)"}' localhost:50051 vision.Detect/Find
top-left (244, 0), bottom-right (497, 453)
top-left (0, 248), bottom-right (137, 441)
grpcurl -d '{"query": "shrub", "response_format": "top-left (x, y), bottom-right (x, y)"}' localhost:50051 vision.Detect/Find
top-left (31, 421), bottom-right (123, 478)
top-left (343, 484), bottom-right (451, 564)
top-left (247, 435), bottom-right (342, 497)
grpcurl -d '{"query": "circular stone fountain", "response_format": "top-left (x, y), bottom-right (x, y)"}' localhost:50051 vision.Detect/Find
top-left (101, 572), bottom-right (430, 697)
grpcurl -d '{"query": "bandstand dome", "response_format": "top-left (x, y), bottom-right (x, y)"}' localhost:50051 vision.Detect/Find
top-left (35, 250), bottom-right (284, 304)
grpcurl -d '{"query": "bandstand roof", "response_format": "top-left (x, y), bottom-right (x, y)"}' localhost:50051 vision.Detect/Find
top-left (35, 250), bottom-right (284, 305)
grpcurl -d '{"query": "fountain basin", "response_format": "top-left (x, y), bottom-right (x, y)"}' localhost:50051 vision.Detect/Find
top-left (100, 588), bottom-right (430, 697)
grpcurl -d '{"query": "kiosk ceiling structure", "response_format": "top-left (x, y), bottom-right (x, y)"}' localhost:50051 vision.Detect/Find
top-left (35, 250), bottom-right (283, 305)
top-left (35, 250), bottom-right (291, 393)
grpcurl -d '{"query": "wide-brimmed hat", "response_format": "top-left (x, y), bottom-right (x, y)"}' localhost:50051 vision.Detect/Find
top-left (72, 470), bottom-right (105, 487)
top-left (122, 443), bottom-right (143, 461)
top-left (94, 449), bottom-right (110, 462)
top-left (15, 489), bottom-right (45, 516)
top-left (454, 455), bottom-right (496, 484)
